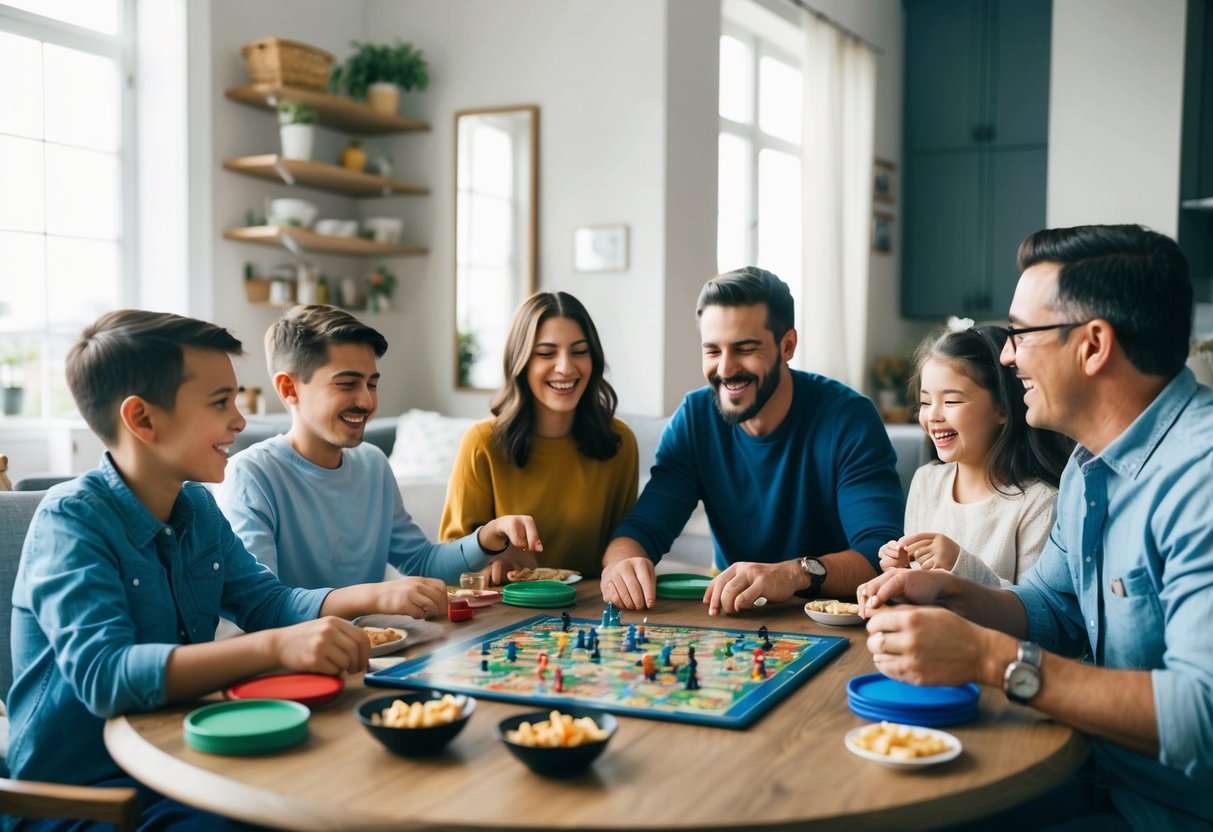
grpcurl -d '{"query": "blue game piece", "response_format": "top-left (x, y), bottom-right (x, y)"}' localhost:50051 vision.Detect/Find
top-left (506, 641), bottom-right (517, 662)
top-left (576, 628), bottom-right (587, 650)
top-left (482, 642), bottom-right (490, 655)
top-left (601, 602), bottom-right (617, 629)
top-left (660, 644), bottom-right (675, 667)
top-left (590, 645), bottom-right (601, 663)
top-left (481, 658), bottom-right (489, 672)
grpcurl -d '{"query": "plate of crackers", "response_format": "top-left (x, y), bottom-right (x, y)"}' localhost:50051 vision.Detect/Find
top-left (361, 626), bottom-right (408, 657)
top-left (506, 567), bottom-right (583, 585)
top-left (804, 599), bottom-right (864, 626)
top-left (844, 721), bottom-right (962, 769)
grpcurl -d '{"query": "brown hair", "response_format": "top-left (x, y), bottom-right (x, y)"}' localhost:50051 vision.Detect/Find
top-left (265, 304), bottom-right (388, 382)
top-left (490, 292), bottom-right (620, 467)
top-left (66, 310), bottom-right (243, 443)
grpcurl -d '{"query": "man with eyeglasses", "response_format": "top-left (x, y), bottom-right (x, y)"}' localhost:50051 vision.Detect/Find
top-left (859, 224), bottom-right (1213, 829)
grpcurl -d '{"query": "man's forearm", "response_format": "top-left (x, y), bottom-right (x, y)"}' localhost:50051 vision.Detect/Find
top-left (942, 577), bottom-right (1030, 637)
top-left (818, 550), bottom-right (877, 597)
top-left (602, 536), bottom-right (649, 567)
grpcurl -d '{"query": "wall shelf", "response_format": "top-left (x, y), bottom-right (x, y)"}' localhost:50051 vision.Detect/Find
top-left (1181, 196), bottom-right (1213, 211)
top-left (224, 84), bottom-right (430, 135)
top-left (222, 155), bottom-right (428, 197)
top-left (224, 226), bottom-right (427, 257)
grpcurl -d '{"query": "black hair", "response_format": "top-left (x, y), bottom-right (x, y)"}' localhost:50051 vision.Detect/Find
top-left (910, 326), bottom-right (1073, 491)
top-left (264, 304), bottom-right (388, 382)
top-left (696, 266), bottom-right (795, 341)
top-left (1017, 224), bottom-right (1191, 376)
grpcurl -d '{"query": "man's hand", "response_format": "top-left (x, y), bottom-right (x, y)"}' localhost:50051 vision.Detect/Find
top-left (479, 515), bottom-right (543, 555)
top-left (865, 607), bottom-right (997, 687)
top-left (703, 560), bottom-right (805, 615)
top-left (601, 557), bottom-right (657, 610)
top-left (857, 568), bottom-right (952, 617)
top-left (902, 532), bottom-right (961, 572)
top-left (374, 576), bottom-right (449, 619)
top-left (482, 549), bottom-right (538, 586)
top-left (878, 539), bottom-right (910, 572)
top-left (267, 616), bottom-right (371, 676)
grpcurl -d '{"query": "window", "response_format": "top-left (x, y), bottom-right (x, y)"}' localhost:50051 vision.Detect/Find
top-left (718, 15), bottom-right (804, 348)
top-left (0, 0), bottom-right (132, 419)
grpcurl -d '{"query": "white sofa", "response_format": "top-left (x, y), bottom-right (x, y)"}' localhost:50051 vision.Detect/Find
top-left (235, 410), bottom-right (931, 572)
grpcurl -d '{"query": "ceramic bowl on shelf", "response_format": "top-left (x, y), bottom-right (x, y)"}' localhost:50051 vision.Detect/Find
top-left (314, 218), bottom-right (358, 237)
top-left (266, 198), bottom-right (318, 229)
top-left (362, 216), bottom-right (404, 243)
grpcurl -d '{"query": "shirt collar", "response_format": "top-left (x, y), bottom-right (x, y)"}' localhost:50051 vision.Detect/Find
top-left (1076, 367), bottom-right (1198, 480)
top-left (97, 452), bottom-right (196, 546)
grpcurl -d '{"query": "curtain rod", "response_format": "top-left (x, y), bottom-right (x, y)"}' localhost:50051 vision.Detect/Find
top-left (780, 0), bottom-right (886, 56)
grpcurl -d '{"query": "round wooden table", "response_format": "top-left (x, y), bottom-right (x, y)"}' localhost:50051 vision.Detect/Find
top-left (105, 584), bottom-right (1088, 831)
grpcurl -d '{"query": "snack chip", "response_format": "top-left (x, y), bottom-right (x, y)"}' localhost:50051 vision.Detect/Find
top-left (850, 721), bottom-right (951, 759)
top-left (362, 626), bottom-right (404, 647)
top-left (806, 600), bottom-right (861, 616)
top-left (373, 695), bottom-right (464, 729)
top-left (507, 567), bottom-right (579, 582)
top-left (505, 710), bottom-right (609, 747)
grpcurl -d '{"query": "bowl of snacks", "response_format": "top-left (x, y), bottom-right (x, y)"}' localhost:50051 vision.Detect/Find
top-left (497, 707), bottom-right (618, 777)
top-left (356, 691), bottom-right (475, 757)
top-left (844, 721), bottom-right (962, 769)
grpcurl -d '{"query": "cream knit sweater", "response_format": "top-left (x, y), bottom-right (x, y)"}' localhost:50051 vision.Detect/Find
top-left (904, 462), bottom-right (1058, 587)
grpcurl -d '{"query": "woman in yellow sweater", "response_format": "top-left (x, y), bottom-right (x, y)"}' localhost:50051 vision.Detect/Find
top-left (440, 292), bottom-right (638, 581)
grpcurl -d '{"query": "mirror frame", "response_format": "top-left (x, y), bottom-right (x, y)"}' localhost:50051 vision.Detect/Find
top-left (452, 104), bottom-right (539, 391)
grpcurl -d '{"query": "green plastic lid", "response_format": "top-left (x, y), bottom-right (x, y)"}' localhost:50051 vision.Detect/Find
top-left (502, 579), bottom-right (577, 608)
top-left (184, 699), bottom-right (310, 756)
top-left (655, 572), bottom-right (713, 600)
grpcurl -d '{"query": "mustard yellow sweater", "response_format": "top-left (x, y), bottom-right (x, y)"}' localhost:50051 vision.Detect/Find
top-left (439, 417), bottom-right (638, 575)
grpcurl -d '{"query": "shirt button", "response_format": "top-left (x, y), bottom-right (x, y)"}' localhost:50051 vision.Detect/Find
top-left (132, 578), bottom-right (140, 587)
top-left (163, 528), bottom-right (173, 536)
top-left (1089, 501), bottom-right (1096, 507)
top-left (1089, 620), bottom-right (1096, 627)
top-left (1085, 556), bottom-right (1091, 563)
top-left (213, 562), bottom-right (220, 571)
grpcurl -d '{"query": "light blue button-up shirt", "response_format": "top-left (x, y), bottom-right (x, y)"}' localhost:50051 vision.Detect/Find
top-left (1010, 368), bottom-right (1213, 829)
top-left (7, 454), bottom-right (330, 786)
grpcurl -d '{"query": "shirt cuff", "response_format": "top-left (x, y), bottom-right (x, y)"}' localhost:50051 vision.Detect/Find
top-left (1007, 584), bottom-right (1061, 649)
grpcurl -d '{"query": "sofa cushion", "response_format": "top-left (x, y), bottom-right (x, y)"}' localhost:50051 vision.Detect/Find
top-left (388, 409), bottom-right (477, 482)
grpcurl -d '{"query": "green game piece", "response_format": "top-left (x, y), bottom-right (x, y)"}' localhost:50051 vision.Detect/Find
top-left (184, 699), bottom-right (309, 756)
top-left (656, 573), bottom-right (712, 600)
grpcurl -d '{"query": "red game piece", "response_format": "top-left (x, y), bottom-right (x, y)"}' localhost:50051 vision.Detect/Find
top-left (554, 667), bottom-right (565, 692)
top-left (448, 598), bottom-right (474, 622)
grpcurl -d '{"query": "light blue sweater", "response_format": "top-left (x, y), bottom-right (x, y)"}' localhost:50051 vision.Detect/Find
top-left (217, 436), bottom-right (491, 588)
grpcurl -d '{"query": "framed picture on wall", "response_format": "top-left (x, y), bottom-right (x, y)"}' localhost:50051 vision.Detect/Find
top-left (574, 224), bottom-right (629, 272)
top-left (873, 159), bottom-right (895, 204)
top-left (872, 212), bottom-right (894, 254)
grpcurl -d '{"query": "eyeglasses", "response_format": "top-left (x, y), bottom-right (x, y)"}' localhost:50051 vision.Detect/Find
top-left (1004, 321), bottom-right (1092, 353)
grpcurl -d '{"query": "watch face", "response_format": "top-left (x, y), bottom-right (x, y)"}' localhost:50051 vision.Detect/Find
top-left (806, 559), bottom-right (827, 577)
top-left (1007, 663), bottom-right (1041, 701)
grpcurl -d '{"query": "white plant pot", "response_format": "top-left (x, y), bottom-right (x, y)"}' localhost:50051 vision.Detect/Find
top-left (366, 82), bottom-right (400, 116)
top-left (279, 124), bottom-right (314, 160)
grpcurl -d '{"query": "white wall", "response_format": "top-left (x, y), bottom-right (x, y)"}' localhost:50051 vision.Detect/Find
top-left (1047, 0), bottom-right (1188, 236)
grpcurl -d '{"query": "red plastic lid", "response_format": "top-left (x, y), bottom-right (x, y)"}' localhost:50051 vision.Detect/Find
top-left (224, 673), bottom-right (344, 708)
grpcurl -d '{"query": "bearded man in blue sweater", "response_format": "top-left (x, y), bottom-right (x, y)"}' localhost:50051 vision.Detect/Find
top-left (602, 267), bottom-right (904, 613)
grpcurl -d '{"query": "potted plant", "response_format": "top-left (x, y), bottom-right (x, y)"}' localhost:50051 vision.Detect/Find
top-left (0, 343), bottom-right (36, 417)
top-left (870, 354), bottom-right (910, 423)
top-left (277, 100), bottom-right (316, 161)
top-left (457, 331), bottom-right (480, 388)
top-left (329, 40), bottom-right (429, 116)
top-left (366, 264), bottom-right (397, 313)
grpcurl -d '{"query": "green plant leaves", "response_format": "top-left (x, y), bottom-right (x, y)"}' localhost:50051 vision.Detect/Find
top-left (329, 40), bottom-right (429, 100)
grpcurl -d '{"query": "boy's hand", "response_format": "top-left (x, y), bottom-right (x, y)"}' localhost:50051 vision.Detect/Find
top-left (878, 539), bottom-right (910, 571)
top-left (479, 515), bottom-right (543, 555)
top-left (375, 577), bottom-right (448, 619)
top-left (482, 550), bottom-right (539, 586)
top-left (902, 532), bottom-right (961, 571)
top-left (270, 616), bottom-right (370, 676)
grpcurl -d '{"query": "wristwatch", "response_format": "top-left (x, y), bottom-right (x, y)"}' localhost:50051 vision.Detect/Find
top-left (798, 557), bottom-right (827, 599)
top-left (1003, 641), bottom-right (1043, 704)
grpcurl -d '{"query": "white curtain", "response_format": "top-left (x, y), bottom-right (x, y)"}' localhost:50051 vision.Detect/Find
top-left (799, 11), bottom-right (877, 391)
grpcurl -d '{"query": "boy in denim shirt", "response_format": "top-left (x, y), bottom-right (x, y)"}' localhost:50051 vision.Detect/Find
top-left (6, 311), bottom-right (460, 830)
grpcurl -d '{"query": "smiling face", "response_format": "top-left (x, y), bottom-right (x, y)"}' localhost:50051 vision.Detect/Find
top-left (281, 341), bottom-right (379, 468)
top-left (1000, 262), bottom-right (1077, 434)
top-left (154, 347), bottom-right (247, 484)
top-left (917, 358), bottom-right (1004, 469)
top-left (525, 316), bottom-right (593, 437)
top-left (699, 303), bottom-right (792, 426)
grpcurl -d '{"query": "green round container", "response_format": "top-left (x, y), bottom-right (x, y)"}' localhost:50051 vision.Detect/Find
top-left (184, 699), bottom-right (310, 755)
top-left (502, 579), bottom-right (577, 608)
top-left (655, 572), bottom-right (713, 600)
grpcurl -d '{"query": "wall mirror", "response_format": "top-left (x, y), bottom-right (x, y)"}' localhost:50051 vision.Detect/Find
top-left (454, 105), bottom-right (538, 390)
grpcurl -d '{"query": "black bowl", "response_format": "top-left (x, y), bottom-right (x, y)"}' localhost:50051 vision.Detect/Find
top-left (356, 691), bottom-right (476, 757)
top-left (497, 707), bottom-right (618, 777)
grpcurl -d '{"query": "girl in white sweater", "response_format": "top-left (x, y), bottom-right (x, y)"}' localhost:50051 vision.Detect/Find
top-left (879, 325), bottom-right (1073, 586)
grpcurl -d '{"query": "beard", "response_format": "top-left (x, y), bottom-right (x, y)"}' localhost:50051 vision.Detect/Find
top-left (710, 358), bottom-right (782, 425)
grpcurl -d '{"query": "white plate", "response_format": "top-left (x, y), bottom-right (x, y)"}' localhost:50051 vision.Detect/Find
top-left (361, 626), bottom-right (408, 657)
top-left (563, 574), bottom-right (583, 585)
top-left (804, 605), bottom-right (865, 627)
top-left (353, 614), bottom-right (445, 651)
top-left (844, 724), bottom-right (962, 769)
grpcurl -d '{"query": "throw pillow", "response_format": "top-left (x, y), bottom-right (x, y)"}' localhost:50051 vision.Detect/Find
top-left (388, 409), bottom-right (477, 482)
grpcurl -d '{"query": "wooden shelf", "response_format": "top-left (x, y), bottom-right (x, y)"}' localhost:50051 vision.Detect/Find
top-left (224, 85), bottom-right (430, 135)
top-left (224, 226), bottom-right (427, 257)
top-left (222, 155), bottom-right (428, 197)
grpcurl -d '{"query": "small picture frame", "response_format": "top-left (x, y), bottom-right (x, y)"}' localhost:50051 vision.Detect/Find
top-left (574, 224), bottom-right (629, 272)
top-left (872, 212), bottom-right (893, 254)
top-left (873, 159), bottom-right (895, 204)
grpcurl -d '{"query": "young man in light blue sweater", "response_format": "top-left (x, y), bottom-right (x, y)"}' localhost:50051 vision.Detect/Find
top-left (217, 305), bottom-right (539, 590)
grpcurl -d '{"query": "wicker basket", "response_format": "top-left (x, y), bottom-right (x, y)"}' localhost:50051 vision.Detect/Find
top-left (241, 38), bottom-right (334, 92)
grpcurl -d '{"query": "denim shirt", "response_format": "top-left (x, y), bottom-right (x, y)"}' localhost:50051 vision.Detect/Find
top-left (1010, 369), bottom-right (1213, 830)
top-left (7, 454), bottom-right (330, 786)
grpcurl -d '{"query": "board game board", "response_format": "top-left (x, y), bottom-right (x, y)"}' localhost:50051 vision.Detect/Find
top-left (366, 614), bottom-right (848, 728)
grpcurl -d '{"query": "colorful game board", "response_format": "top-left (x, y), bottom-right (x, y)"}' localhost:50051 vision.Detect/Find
top-left (366, 614), bottom-right (848, 728)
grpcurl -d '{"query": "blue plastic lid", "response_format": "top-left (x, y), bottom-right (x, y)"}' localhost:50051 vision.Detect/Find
top-left (848, 672), bottom-right (979, 711)
top-left (847, 698), bottom-right (979, 727)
